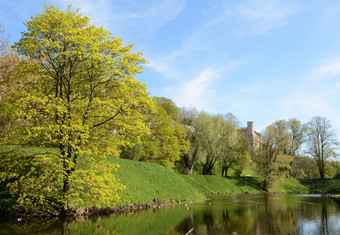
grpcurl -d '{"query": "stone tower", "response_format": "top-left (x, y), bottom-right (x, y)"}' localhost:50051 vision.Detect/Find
top-left (241, 121), bottom-right (261, 162)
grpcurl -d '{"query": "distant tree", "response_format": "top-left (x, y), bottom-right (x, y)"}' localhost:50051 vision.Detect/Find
top-left (219, 113), bottom-right (250, 177)
top-left (256, 120), bottom-right (293, 191)
top-left (284, 118), bottom-right (308, 177)
top-left (199, 113), bottom-right (225, 175)
top-left (154, 96), bottom-right (180, 122)
top-left (291, 156), bottom-right (319, 179)
top-left (0, 5), bottom-right (154, 214)
top-left (177, 107), bottom-right (200, 174)
top-left (121, 99), bottom-right (190, 169)
top-left (285, 118), bottom-right (308, 156)
top-left (0, 24), bottom-right (21, 135)
top-left (307, 116), bottom-right (338, 178)
top-left (331, 160), bottom-right (340, 178)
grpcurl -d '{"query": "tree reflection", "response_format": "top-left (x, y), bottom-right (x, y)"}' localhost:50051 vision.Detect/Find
top-left (172, 195), bottom-right (340, 234)
top-left (1, 195), bottom-right (339, 234)
top-left (321, 200), bottom-right (329, 235)
top-left (255, 195), bottom-right (297, 234)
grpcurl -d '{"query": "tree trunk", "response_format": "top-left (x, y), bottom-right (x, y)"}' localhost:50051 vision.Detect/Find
top-left (188, 163), bottom-right (194, 175)
top-left (262, 177), bottom-right (269, 192)
top-left (60, 145), bottom-right (74, 215)
top-left (184, 163), bottom-right (194, 175)
top-left (202, 162), bottom-right (214, 175)
top-left (225, 167), bottom-right (229, 177)
top-left (318, 160), bottom-right (325, 179)
top-left (319, 168), bottom-right (325, 179)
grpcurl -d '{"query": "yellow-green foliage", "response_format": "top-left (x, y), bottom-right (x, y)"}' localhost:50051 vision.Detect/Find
top-left (139, 103), bottom-right (190, 169)
top-left (255, 120), bottom-right (294, 191)
top-left (0, 4), bottom-right (154, 212)
top-left (71, 155), bottom-right (126, 208)
top-left (0, 147), bottom-right (126, 210)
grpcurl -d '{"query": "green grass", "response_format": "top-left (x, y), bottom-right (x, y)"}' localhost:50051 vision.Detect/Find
top-left (108, 157), bottom-right (205, 206)
top-left (270, 178), bottom-right (340, 194)
top-left (181, 175), bottom-right (264, 194)
top-left (271, 178), bottom-right (311, 193)
top-left (2, 146), bottom-right (340, 212)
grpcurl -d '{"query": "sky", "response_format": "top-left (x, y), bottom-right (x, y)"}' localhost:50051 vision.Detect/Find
top-left (1, 0), bottom-right (340, 140)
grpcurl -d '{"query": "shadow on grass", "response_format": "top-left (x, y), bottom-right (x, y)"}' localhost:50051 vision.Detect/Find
top-left (226, 176), bottom-right (264, 192)
top-left (298, 178), bottom-right (340, 193)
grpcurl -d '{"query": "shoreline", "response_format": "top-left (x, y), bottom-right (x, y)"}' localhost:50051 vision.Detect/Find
top-left (329, 195), bottom-right (340, 206)
top-left (0, 199), bottom-right (190, 220)
top-left (1, 158), bottom-right (339, 219)
top-left (2, 191), bottom-right (340, 220)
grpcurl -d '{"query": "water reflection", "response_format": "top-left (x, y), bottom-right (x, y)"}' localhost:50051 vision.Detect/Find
top-left (0, 194), bottom-right (339, 234)
top-left (171, 194), bottom-right (340, 235)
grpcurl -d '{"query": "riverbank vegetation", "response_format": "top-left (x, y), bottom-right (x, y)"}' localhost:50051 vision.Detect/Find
top-left (2, 157), bottom-right (340, 216)
top-left (1, 5), bottom-right (340, 217)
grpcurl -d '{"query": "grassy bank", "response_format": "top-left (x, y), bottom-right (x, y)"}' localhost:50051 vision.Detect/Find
top-left (108, 158), bottom-right (205, 206)
top-left (272, 178), bottom-right (340, 194)
top-left (181, 175), bottom-right (264, 194)
top-left (2, 155), bottom-right (340, 214)
top-left (112, 158), bottom-right (340, 206)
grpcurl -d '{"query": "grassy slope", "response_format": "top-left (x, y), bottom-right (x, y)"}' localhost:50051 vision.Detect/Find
top-left (110, 159), bottom-right (340, 206)
top-left (108, 158), bottom-right (205, 205)
top-left (180, 175), bottom-right (264, 194)
top-left (272, 178), bottom-right (340, 193)
top-left (2, 149), bottom-right (339, 211)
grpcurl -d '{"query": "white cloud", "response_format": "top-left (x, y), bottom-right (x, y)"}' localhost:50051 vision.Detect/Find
top-left (146, 48), bottom-right (186, 78)
top-left (280, 90), bottom-right (332, 117)
top-left (258, 117), bottom-right (289, 132)
top-left (164, 68), bottom-right (219, 111)
top-left (312, 59), bottom-right (340, 75)
top-left (230, 0), bottom-right (298, 34)
top-left (163, 65), bottom-right (238, 111)
top-left (60, 0), bottom-right (185, 39)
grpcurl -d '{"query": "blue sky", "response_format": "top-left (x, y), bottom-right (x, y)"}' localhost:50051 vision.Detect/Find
top-left (1, 0), bottom-right (340, 139)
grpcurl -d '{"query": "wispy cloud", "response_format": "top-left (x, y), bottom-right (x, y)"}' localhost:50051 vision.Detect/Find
top-left (312, 58), bottom-right (340, 75)
top-left (60, 0), bottom-right (186, 40)
top-left (258, 117), bottom-right (289, 132)
top-left (163, 64), bottom-right (238, 111)
top-left (279, 84), bottom-right (340, 130)
top-left (145, 0), bottom-right (299, 80)
top-left (233, 0), bottom-right (298, 34)
top-left (164, 68), bottom-right (220, 111)
top-left (197, 0), bottom-right (299, 36)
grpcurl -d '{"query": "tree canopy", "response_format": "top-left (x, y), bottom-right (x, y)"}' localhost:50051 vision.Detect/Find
top-left (0, 5), bottom-right (155, 214)
top-left (255, 120), bottom-right (293, 191)
top-left (307, 116), bottom-right (339, 178)
top-left (120, 97), bottom-right (190, 169)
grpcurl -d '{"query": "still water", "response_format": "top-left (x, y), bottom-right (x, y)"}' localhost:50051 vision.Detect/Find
top-left (1, 194), bottom-right (339, 235)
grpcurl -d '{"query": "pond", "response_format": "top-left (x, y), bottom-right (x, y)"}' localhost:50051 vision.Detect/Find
top-left (1, 194), bottom-right (339, 234)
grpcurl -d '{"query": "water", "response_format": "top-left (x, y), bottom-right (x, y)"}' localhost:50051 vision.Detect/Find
top-left (0, 194), bottom-right (339, 234)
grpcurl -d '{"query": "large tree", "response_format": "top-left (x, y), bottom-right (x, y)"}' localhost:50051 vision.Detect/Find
top-left (285, 118), bottom-right (308, 156)
top-left (199, 113), bottom-right (225, 175)
top-left (219, 114), bottom-right (250, 177)
top-left (256, 120), bottom-right (293, 191)
top-left (177, 107), bottom-right (200, 175)
top-left (0, 5), bottom-right (154, 214)
top-left (307, 116), bottom-right (338, 178)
